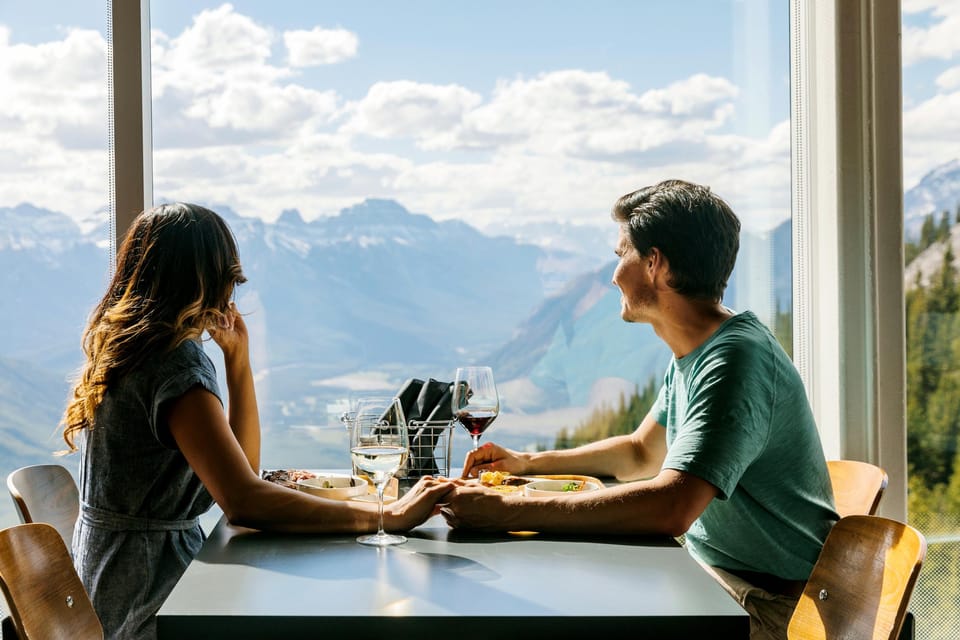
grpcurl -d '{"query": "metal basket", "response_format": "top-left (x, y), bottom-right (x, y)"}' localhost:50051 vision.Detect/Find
top-left (340, 413), bottom-right (456, 479)
top-left (405, 420), bottom-right (456, 478)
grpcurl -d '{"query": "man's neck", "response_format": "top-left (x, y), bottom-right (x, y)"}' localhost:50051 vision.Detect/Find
top-left (650, 297), bottom-right (735, 359)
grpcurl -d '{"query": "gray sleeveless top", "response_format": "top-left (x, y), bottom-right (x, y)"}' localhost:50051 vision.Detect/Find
top-left (73, 339), bottom-right (220, 640)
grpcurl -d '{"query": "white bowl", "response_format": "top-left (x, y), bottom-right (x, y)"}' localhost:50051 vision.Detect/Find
top-left (297, 474), bottom-right (369, 500)
top-left (523, 478), bottom-right (600, 497)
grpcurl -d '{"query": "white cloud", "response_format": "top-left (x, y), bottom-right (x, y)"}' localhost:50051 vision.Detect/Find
top-left (284, 27), bottom-right (358, 67)
top-left (151, 4), bottom-right (339, 140)
top-left (0, 25), bottom-right (108, 220)
top-left (902, 0), bottom-right (960, 66)
top-left (936, 65), bottom-right (960, 90)
top-left (903, 91), bottom-right (960, 186)
top-left (341, 80), bottom-right (482, 141)
top-left (638, 73), bottom-right (739, 116)
top-left (183, 82), bottom-right (338, 132)
top-left (0, 6), bottom-right (789, 233)
top-left (161, 3), bottom-right (273, 72)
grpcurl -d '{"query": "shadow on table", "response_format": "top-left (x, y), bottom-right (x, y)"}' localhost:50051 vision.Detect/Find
top-left (197, 520), bottom-right (677, 617)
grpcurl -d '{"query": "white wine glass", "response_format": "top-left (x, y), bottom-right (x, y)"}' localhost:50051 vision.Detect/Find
top-left (452, 366), bottom-right (499, 450)
top-left (350, 396), bottom-right (409, 546)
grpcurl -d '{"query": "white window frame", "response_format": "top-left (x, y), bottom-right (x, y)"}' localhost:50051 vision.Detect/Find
top-left (109, 0), bottom-right (908, 520)
top-left (791, 0), bottom-right (906, 520)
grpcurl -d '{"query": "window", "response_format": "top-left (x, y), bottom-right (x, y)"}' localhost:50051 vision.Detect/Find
top-left (147, 1), bottom-right (792, 469)
top-left (902, 2), bottom-right (960, 638)
top-left (0, 1), bottom-right (109, 527)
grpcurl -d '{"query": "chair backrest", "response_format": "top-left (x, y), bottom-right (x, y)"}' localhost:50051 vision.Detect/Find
top-left (788, 515), bottom-right (926, 640)
top-left (827, 459), bottom-right (888, 517)
top-left (0, 523), bottom-right (103, 640)
top-left (6, 464), bottom-right (79, 551)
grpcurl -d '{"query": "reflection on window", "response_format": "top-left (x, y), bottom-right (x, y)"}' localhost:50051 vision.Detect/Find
top-left (902, 2), bottom-right (960, 638)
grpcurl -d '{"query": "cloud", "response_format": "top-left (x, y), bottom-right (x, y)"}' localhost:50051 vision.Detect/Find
top-left (902, 0), bottom-right (960, 66)
top-left (151, 4), bottom-right (340, 140)
top-left (936, 65), bottom-right (960, 90)
top-left (0, 26), bottom-right (106, 140)
top-left (284, 27), bottom-right (358, 67)
top-left (340, 80), bottom-right (482, 141)
top-left (0, 5), bottom-right (789, 233)
top-left (0, 25), bottom-right (108, 220)
top-left (903, 91), bottom-right (960, 186)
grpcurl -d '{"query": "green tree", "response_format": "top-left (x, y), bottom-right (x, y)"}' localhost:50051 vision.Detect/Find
top-left (938, 210), bottom-right (952, 242)
top-left (921, 212), bottom-right (938, 250)
top-left (555, 379), bottom-right (658, 449)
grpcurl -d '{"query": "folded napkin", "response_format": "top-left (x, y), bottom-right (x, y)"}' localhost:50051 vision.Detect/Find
top-left (392, 377), bottom-right (460, 476)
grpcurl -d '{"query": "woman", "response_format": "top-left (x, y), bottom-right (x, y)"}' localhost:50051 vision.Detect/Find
top-left (61, 203), bottom-right (451, 639)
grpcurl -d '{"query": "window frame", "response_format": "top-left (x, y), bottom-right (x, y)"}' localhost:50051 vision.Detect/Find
top-left (790, 0), bottom-right (905, 520)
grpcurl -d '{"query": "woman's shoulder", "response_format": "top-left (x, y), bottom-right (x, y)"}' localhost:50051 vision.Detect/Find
top-left (152, 339), bottom-right (215, 377)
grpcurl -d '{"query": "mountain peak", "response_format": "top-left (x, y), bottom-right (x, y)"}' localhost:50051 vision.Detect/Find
top-left (339, 198), bottom-right (411, 220)
top-left (921, 158), bottom-right (960, 183)
top-left (277, 208), bottom-right (305, 225)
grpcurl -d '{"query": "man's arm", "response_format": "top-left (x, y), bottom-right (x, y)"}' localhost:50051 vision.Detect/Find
top-left (462, 410), bottom-right (667, 482)
top-left (443, 468), bottom-right (719, 537)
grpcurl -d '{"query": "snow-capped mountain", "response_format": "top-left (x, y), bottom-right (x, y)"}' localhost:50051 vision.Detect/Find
top-left (905, 159), bottom-right (960, 241)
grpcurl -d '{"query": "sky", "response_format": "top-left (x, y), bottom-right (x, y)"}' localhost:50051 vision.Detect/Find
top-left (0, 1), bottom-right (957, 234)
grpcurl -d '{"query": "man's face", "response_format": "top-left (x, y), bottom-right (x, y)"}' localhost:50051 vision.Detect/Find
top-left (612, 226), bottom-right (657, 323)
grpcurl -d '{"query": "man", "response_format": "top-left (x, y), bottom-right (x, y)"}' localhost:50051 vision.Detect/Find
top-left (441, 179), bottom-right (838, 640)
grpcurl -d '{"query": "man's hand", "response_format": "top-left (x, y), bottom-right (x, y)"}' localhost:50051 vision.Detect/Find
top-left (461, 442), bottom-right (528, 479)
top-left (439, 484), bottom-right (519, 531)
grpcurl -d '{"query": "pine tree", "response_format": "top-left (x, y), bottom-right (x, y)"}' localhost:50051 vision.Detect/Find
top-left (920, 212), bottom-right (938, 249)
top-left (939, 209), bottom-right (952, 241)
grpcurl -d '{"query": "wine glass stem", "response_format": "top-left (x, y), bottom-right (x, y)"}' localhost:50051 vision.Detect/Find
top-left (376, 483), bottom-right (386, 535)
top-left (472, 434), bottom-right (481, 450)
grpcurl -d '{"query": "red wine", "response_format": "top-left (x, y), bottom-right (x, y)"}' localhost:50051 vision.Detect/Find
top-left (456, 410), bottom-right (497, 436)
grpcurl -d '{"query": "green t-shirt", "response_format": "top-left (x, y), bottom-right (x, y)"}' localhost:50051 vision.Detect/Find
top-left (653, 311), bottom-right (837, 581)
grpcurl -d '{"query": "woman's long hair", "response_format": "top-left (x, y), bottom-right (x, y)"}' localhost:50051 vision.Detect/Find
top-left (60, 203), bottom-right (246, 451)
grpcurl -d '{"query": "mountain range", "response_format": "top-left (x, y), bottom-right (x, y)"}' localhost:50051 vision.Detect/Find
top-left (6, 157), bottom-right (956, 490)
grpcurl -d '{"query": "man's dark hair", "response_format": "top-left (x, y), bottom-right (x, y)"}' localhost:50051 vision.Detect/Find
top-left (611, 179), bottom-right (740, 302)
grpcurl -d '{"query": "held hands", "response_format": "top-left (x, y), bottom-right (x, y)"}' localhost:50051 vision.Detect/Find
top-left (460, 442), bottom-right (527, 479)
top-left (384, 476), bottom-right (461, 531)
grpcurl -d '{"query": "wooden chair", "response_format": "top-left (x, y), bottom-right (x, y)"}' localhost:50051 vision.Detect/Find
top-left (788, 515), bottom-right (926, 640)
top-left (6, 464), bottom-right (79, 552)
top-left (0, 523), bottom-right (103, 640)
top-left (827, 459), bottom-right (888, 517)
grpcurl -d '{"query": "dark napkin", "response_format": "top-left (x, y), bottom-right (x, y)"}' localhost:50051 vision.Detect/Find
top-left (388, 377), bottom-right (461, 476)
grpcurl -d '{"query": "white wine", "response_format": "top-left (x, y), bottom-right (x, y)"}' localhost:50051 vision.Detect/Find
top-left (350, 445), bottom-right (408, 483)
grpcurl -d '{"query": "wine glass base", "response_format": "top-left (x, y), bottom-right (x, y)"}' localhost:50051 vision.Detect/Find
top-left (357, 532), bottom-right (407, 546)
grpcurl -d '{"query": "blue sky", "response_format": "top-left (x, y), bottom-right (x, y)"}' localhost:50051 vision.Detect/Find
top-left (0, 1), bottom-right (957, 234)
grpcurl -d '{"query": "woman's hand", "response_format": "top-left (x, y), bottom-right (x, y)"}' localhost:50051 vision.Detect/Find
top-left (384, 477), bottom-right (460, 531)
top-left (460, 442), bottom-right (528, 479)
top-left (208, 302), bottom-right (249, 364)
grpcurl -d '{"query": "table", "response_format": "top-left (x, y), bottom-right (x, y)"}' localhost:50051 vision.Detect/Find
top-left (157, 514), bottom-right (749, 639)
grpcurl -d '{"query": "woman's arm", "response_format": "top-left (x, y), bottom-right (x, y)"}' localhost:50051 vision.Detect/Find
top-left (207, 302), bottom-right (260, 473)
top-left (168, 386), bottom-right (452, 533)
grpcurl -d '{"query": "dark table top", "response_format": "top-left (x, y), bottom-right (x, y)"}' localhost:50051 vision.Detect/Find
top-left (157, 512), bottom-right (749, 639)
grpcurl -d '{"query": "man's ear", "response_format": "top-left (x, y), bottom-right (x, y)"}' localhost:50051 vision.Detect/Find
top-left (648, 247), bottom-right (670, 283)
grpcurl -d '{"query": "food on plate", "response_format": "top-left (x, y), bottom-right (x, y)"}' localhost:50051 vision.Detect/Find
top-left (296, 475), bottom-right (369, 500)
top-left (261, 469), bottom-right (316, 489)
top-left (479, 470), bottom-right (532, 487)
top-left (523, 478), bottom-right (601, 497)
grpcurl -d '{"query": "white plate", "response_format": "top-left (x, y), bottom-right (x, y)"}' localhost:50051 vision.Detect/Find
top-left (297, 474), bottom-right (369, 500)
top-left (523, 478), bottom-right (600, 497)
